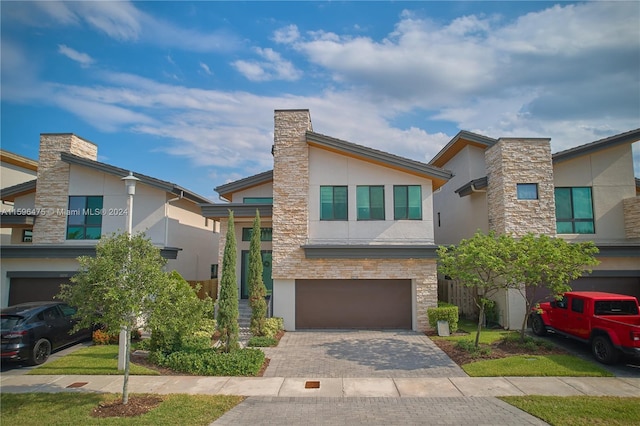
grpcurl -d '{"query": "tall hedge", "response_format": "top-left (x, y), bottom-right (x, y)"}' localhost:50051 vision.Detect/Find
top-left (217, 210), bottom-right (239, 352)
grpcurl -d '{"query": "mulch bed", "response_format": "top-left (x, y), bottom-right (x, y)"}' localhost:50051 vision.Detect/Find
top-left (92, 395), bottom-right (163, 418)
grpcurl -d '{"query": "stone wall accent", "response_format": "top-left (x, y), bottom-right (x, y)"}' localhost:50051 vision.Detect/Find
top-left (486, 138), bottom-right (556, 237)
top-left (623, 196), bottom-right (640, 239)
top-left (271, 109), bottom-right (436, 331)
top-left (33, 134), bottom-right (98, 244)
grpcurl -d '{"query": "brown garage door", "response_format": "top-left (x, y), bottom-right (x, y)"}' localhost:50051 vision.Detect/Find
top-left (8, 278), bottom-right (70, 306)
top-left (296, 279), bottom-right (411, 329)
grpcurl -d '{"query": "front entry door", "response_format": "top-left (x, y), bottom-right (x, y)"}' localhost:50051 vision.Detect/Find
top-left (241, 250), bottom-right (273, 299)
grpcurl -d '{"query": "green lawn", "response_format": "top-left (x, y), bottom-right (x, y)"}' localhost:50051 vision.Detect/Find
top-left (28, 345), bottom-right (159, 375)
top-left (0, 393), bottom-right (244, 426)
top-left (500, 396), bottom-right (640, 426)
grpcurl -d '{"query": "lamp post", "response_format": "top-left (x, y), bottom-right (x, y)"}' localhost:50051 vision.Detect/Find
top-left (118, 172), bottom-right (139, 370)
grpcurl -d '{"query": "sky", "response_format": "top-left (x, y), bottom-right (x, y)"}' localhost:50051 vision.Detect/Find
top-left (2, 1), bottom-right (639, 202)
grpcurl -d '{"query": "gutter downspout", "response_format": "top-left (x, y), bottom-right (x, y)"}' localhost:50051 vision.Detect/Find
top-left (470, 184), bottom-right (487, 193)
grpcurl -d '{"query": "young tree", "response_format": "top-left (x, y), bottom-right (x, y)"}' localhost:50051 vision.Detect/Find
top-left (512, 233), bottom-right (599, 340)
top-left (216, 210), bottom-right (240, 352)
top-left (57, 232), bottom-right (168, 404)
top-left (248, 210), bottom-right (268, 336)
top-left (437, 231), bottom-right (518, 347)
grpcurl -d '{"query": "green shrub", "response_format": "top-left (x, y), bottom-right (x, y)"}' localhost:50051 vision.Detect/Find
top-left (92, 328), bottom-right (141, 345)
top-left (150, 348), bottom-right (265, 376)
top-left (427, 303), bottom-right (459, 333)
top-left (263, 317), bottom-right (284, 338)
top-left (455, 339), bottom-right (492, 358)
top-left (247, 336), bottom-right (278, 347)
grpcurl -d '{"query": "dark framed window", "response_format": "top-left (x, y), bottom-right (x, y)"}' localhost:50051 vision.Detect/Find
top-left (243, 197), bottom-right (273, 204)
top-left (517, 183), bottom-right (538, 200)
top-left (393, 185), bottom-right (422, 220)
top-left (210, 264), bottom-right (218, 279)
top-left (356, 186), bottom-right (385, 220)
top-left (555, 187), bottom-right (594, 234)
top-left (66, 196), bottom-right (103, 240)
top-left (320, 186), bottom-right (348, 220)
top-left (242, 227), bottom-right (273, 241)
top-left (571, 298), bottom-right (584, 314)
top-left (22, 229), bottom-right (33, 242)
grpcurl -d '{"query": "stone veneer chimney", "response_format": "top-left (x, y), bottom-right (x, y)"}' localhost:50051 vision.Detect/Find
top-left (271, 110), bottom-right (313, 278)
top-left (486, 138), bottom-right (556, 237)
top-left (33, 134), bottom-right (98, 244)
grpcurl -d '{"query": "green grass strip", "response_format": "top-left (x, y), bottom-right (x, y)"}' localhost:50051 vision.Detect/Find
top-left (28, 345), bottom-right (159, 375)
top-left (462, 354), bottom-right (613, 377)
top-left (501, 396), bottom-right (640, 426)
top-left (0, 393), bottom-right (244, 426)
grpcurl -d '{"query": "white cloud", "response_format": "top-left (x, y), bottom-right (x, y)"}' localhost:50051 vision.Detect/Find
top-left (57, 45), bottom-right (95, 68)
top-left (199, 62), bottom-right (212, 75)
top-left (273, 24), bottom-right (300, 44)
top-left (232, 47), bottom-right (302, 82)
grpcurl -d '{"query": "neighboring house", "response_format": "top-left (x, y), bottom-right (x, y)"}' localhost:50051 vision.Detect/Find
top-left (0, 133), bottom-right (219, 307)
top-left (202, 109), bottom-right (453, 331)
top-left (1, 150), bottom-right (39, 246)
top-left (430, 129), bottom-right (640, 329)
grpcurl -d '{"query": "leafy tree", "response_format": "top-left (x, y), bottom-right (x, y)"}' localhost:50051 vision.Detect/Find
top-left (248, 210), bottom-right (268, 336)
top-left (437, 231), bottom-right (519, 347)
top-left (512, 233), bottom-right (599, 340)
top-left (57, 232), bottom-right (168, 404)
top-left (146, 271), bottom-right (214, 353)
top-left (216, 210), bottom-right (239, 352)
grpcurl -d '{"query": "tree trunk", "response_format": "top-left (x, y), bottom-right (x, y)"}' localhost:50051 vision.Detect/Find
top-left (475, 304), bottom-right (485, 348)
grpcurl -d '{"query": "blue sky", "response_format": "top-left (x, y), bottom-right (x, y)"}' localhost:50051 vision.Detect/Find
top-left (2, 1), bottom-right (639, 201)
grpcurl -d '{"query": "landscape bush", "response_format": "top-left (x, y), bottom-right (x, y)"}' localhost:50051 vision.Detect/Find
top-left (92, 328), bottom-right (141, 345)
top-left (149, 348), bottom-right (265, 376)
top-left (263, 317), bottom-right (284, 338)
top-left (247, 336), bottom-right (278, 347)
top-left (427, 302), bottom-right (459, 333)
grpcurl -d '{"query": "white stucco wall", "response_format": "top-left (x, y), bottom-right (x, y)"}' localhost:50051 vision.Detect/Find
top-left (308, 147), bottom-right (435, 244)
top-left (553, 144), bottom-right (636, 243)
top-left (230, 181), bottom-right (274, 203)
top-left (432, 145), bottom-right (489, 245)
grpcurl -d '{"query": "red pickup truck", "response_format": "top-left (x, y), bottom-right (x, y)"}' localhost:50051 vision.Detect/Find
top-left (530, 291), bottom-right (640, 364)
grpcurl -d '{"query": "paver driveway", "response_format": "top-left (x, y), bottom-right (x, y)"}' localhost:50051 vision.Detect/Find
top-left (262, 330), bottom-right (467, 378)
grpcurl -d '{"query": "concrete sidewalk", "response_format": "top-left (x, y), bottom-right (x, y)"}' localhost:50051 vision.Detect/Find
top-left (1, 374), bottom-right (639, 398)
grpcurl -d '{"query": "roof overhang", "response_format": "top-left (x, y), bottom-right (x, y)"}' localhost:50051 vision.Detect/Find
top-left (0, 150), bottom-right (38, 171)
top-left (0, 245), bottom-right (181, 260)
top-left (306, 131), bottom-right (452, 190)
top-left (200, 203), bottom-right (272, 220)
top-left (61, 153), bottom-right (211, 204)
top-left (0, 214), bottom-right (36, 228)
top-left (1, 179), bottom-right (37, 202)
top-left (429, 131), bottom-right (497, 168)
top-left (302, 244), bottom-right (440, 259)
top-left (214, 170), bottom-right (273, 202)
top-left (553, 128), bottom-right (640, 164)
top-left (595, 244), bottom-right (640, 258)
top-left (454, 177), bottom-right (488, 197)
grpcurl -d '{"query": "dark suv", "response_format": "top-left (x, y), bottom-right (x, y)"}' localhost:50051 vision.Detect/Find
top-left (1, 301), bottom-right (91, 365)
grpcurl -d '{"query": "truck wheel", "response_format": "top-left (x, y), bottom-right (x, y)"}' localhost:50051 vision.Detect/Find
top-left (530, 314), bottom-right (547, 336)
top-left (591, 335), bottom-right (619, 365)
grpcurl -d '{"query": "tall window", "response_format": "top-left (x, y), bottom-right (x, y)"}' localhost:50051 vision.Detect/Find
top-left (320, 186), bottom-right (348, 220)
top-left (357, 186), bottom-right (385, 220)
top-left (394, 185), bottom-right (422, 220)
top-left (66, 196), bottom-right (103, 240)
top-left (555, 187), bottom-right (594, 234)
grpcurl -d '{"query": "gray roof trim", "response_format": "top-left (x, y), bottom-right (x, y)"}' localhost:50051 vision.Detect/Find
top-left (7, 271), bottom-right (78, 278)
top-left (454, 177), bottom-right (488, 197)
top-left (302, 244), bottom-right (440, 259)
top-left (0, 245), bottom-right (181, 260)
top-left (60, 153), bottom-right (211, 204)
top-left (306, 131), bottom-right (453, 182)
top-left (595, 244), bottom-right (640, 257)
top-left (586, 269), bottom-right (640, 278)
top-left (214, 170), bottom-right (273, 199)
top-left (1, 179), bottom-right (37, 200)
top-left (200, 203), bottom-right (272, 219)
top-left (0, 214), bottom-right (36, 227)
top-left (553, 128), bottom-right (640, 164)
top-left (429, 130), bottom-right (498, 165)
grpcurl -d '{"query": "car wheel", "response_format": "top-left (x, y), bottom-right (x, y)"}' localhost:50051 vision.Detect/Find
top-left (30, 339), bottom-right (52, 366)
top-left (591, 335), bottom-right (619, 365)
top-left (530, 314), bottom-right (547, 336)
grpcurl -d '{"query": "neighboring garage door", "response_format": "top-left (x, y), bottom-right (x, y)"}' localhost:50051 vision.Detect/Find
top-left (296, 279), bottom-right (411, 329)
top-left (8, 278), bottom-right (70, 306)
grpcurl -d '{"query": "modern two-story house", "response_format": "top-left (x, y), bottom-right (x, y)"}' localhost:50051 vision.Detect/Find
top-left (0, 133), bottom-right (219, 307)
top-left (430, 129), bottom-right (640, 329)
top-left (202, 109), bottom-right (453, 331)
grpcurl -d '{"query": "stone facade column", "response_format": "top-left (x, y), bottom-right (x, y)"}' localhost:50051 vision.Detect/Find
top-left (33, 134), bottom-right (98, 244)
top-left (486, 138), bottom-right (556, 237)
top-left (272, 110), bottom-right (313, 278)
